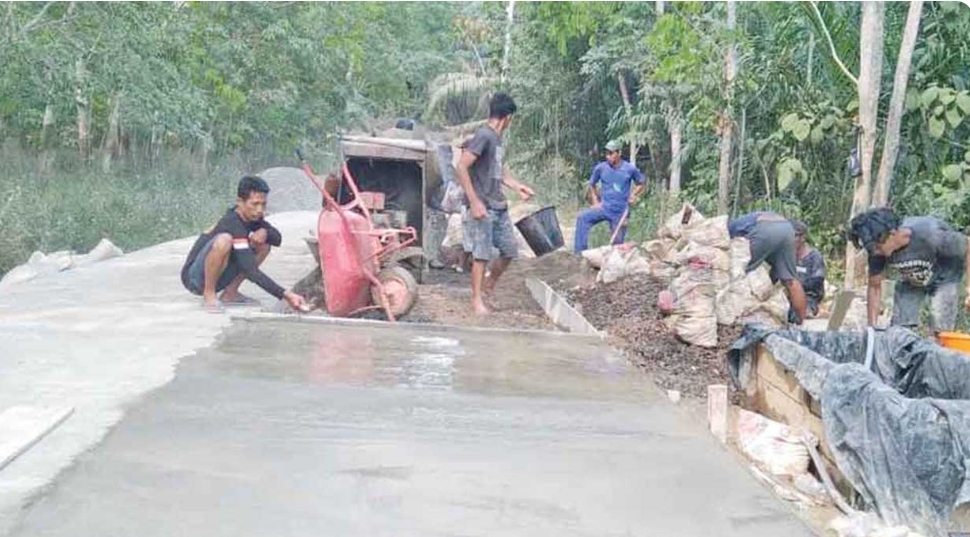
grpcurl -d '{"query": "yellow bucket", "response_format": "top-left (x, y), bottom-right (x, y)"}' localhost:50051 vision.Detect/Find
top-left (938, 332), bottom-right (970, 354)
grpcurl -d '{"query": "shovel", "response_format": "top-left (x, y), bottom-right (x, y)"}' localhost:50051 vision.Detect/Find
top-left (608, 207), bottom-right (630, 247)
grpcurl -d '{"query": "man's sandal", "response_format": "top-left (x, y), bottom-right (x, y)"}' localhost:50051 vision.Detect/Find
top-left (222, 294), bottom-right (260, 307)
top-left (204, 302), bottom-right (226, 314)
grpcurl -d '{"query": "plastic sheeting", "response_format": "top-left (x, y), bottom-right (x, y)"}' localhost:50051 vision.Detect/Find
top-left (727, 326), bottom-right (970, 536)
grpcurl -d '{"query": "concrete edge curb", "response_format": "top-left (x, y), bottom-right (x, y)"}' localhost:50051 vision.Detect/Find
top-left (525, 277), bottom-right (605, 339)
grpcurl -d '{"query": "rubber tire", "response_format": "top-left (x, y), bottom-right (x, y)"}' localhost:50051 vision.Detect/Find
top-left (373, 265), bottom-right (419, 319)
top-left (387, 246), bottom-right (425, 284)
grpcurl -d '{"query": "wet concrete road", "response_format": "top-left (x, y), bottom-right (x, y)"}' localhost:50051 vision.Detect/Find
top-left (8, 317), bottom-right (814, 537)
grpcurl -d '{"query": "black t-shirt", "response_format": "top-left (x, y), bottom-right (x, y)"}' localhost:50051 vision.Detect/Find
top-left (868, 216), bottom-right (967, 287)
top-left (180, 208), bottom-right (285, 298)
top-left (796, 248), bottom-right (826, 307)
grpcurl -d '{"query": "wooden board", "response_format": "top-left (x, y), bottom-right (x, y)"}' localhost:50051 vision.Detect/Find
top-left (746, 346), bottom-right (855, 499)
top-left (525, 277), bottom-right (603, 337)
top-left (0, 405), bottom-right (74, 472)
top-left (826, 290), bottom-right (856, 331)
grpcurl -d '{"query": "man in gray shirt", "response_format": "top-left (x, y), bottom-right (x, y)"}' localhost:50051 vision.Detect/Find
top-left (849, 207), bottom-right (970, 335)
top-left (455, 92), bottom-right (535, 315)
top-left (728, 211), bottom-right (808, 324)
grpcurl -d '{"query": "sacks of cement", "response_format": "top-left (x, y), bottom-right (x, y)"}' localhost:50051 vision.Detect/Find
top-left (682, 214), bottom-right (731, 249)
top-left (658, 202), bottom-right (704, 240)
top-left (597, 245), bottom-right (650, 284)
top-left (729, 237), bottom-right (752, 279)
top-left (737, 408), bottom-right (815, 476)
top-left (665, 264), bottom-right (718, 348)
top-left (664, 226), bottom-right (788, 328)
top-left (581, 245), bottom-right (610, 269)
top-left (0, 239), bottom-right (123, 291)
top-left (75, 238), bottom-right (124, 267)
top-left (642, 238), bottom-right (674, 262)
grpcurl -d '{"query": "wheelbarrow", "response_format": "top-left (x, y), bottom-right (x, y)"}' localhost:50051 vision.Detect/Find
top-left (296, 149), bottom-right (420, 321)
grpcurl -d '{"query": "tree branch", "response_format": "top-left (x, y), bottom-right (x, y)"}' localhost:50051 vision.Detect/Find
top-left (808, 1), bottom-right (859, 87)
top-left (19, 2), bottom-right (53, 37)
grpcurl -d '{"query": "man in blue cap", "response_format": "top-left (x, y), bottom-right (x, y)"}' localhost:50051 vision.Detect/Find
top-left (574, 140), bottom-right (646, 252)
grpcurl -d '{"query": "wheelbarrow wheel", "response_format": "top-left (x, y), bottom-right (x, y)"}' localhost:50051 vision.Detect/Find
top-left (373, 265), bottom-right (418, 319)
top-left (386, 246), bottom-right (425, 284)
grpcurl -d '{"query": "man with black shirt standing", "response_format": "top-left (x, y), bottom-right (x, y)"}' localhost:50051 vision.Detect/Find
top-left (455, 92), bottom-right (535, 315)
top-left (181, 175), bottom-right (307, 313)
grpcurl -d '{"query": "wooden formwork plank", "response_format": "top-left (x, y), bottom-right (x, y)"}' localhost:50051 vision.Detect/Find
top-left (525, 277), bottom-right (604, 338)
top-left (748, 346), bottom-right (855, 498)
top-left (0, 405), bottom-right (74, 472)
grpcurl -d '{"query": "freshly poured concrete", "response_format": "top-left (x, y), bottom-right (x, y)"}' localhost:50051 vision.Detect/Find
top-left (7, 318), bottom-right (813, 537)
top-left (0, 211), bottom-right (320, 534)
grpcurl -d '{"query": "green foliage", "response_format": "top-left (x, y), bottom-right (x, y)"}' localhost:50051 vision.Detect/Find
top-left (0, 142), bottom-right (274, 275)
top-left (3, 0), bottom-right (970, 282)
top-left (0, 2), bottom-right (464, 158)
top-left (0, 2), bottom-right (465, 274)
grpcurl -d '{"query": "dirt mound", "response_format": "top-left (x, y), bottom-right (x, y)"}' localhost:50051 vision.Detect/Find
top-left (259, 167), bottom-right (322, 213)
top-left (567, 273), bottom-right (741, 399)
top-left (495, 251), bottom-right (593, 311)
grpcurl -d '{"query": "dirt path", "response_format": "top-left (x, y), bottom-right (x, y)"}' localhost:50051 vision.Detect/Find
top-left (406, 251), bottom-right (593, 331)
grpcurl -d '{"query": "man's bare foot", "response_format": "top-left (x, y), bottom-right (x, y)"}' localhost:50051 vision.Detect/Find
top-left (481, 288), bottom-right (498, 310)
top-left (472, 297), bottom-right (491, 316)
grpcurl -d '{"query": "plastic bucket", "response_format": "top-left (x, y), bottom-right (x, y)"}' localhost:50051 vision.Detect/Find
top-left (515, 206), bottom-right (564, 257)
top-left (938, 332), bottom-right (970, 354)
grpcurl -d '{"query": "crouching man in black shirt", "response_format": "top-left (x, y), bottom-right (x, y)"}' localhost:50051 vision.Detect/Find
top-left (180, 175), bottom-right (307, 313)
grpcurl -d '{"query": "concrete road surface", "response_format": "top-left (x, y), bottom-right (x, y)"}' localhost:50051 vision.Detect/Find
top-left (0, 211), bottom-right (321, 534)
top-left (5, 316), bottom-right (814, 537)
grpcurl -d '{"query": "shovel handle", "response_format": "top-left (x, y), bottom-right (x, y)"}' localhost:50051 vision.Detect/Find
top-left (609, 208), bottom-right (630, 246)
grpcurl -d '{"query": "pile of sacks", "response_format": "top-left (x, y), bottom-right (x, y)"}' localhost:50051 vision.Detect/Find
top-left (582, 204), bottom-right (790, 347)
top-left (0, 238), bottom-right (123, 292)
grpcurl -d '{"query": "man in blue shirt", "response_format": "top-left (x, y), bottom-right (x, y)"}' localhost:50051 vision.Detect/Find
top-left (574, 140), bottom-right (646, 252)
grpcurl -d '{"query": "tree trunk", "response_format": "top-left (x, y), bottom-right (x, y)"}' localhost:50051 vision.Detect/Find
top-left (150, 111), bottom-right (161, 168)
top-left (845, 1), bottom-right (885, 289)
top-left (733, 108), bottom-right (746, 217)
top-left (717, 0), bottom-right (737, 215)
top-left (873, 0), bottom-right (923, 207)
top-left (74, 57), bottom-right (90, 158)
top-left (617, 71), bottom-right (639, 165)
top-left (101, 92), bottom-right (122, 173)
top-left (656, 0), bottom-right (664, 16)
top-left (807, 33), bottom-right (815, 87)
top-left (40, 99), bottom-right (54, 174)
top-left (668, 104), bottom-right (682, 195)
top-left (501, 0), bottom-right (515, 84)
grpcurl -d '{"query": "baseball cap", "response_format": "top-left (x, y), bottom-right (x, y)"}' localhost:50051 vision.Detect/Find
top-left (605, 140), bottom-right (621, 153)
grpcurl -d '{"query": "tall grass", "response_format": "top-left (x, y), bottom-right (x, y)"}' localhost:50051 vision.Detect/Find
top-left (0, 143), bottom-right (292, 276)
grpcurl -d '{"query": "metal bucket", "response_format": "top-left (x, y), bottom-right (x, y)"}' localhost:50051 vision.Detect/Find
top-left (515, 206), bottom-right (564, 257)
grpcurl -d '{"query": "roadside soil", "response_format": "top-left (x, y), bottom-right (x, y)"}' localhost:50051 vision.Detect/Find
top-left (564, 273), bottom-right (742, 400)
top-left (406, 251), bottom-right (593, 330)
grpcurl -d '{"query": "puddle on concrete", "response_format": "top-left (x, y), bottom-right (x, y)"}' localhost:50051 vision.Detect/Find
top-left (188, 318), bottom-right (655, 402)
